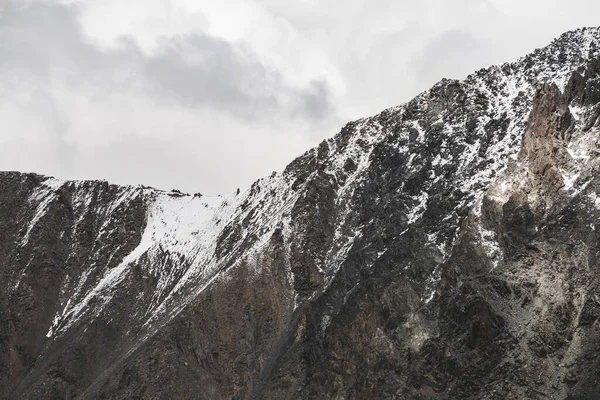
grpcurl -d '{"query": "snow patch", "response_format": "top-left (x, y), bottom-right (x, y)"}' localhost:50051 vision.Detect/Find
top-left (561, 168), bottom-right (580, 191)
top-left (20, 178), bottom-right (65, 247)
top-left (407, 191), bottom-right (428, 224)
top-left (588, 192), bottom-right (600, 209)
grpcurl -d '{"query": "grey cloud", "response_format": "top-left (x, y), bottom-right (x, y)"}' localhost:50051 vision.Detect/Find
top-left (294, 79), bottom-right (335, 120)
top-left (0, 2), bottom-right (336, 123)
top-left (142, 35), bottom-right (280, 118)
top-left (0, 2), bottom-right (141, 94)
top-left (142, 35), bottom-right (338, 122)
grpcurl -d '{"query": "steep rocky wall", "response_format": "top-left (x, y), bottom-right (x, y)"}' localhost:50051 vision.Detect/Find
top-left (420, 61), bottom-right (600, 399)
top-left (0, 173), bottom-right (149, 397)
top-left (2, 27), bottom-right (600, 400)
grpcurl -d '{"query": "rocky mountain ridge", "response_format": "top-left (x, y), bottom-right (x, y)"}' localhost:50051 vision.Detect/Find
top-left (2, 27), bottom-right (600, 399)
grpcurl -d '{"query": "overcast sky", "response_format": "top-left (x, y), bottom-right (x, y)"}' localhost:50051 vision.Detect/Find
top-left (1, 0), bottom-right (599, 194)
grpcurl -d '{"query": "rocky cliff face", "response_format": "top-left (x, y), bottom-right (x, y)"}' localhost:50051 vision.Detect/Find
top-left (2, 27), bottom-right (600, 399)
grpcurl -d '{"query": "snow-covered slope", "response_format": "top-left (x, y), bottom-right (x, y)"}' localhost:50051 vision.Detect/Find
top-left (2, 27), bottom-right (600, 399)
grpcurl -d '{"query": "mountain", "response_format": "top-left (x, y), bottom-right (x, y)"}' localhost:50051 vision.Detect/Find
top-left (2, 27), bottom-right (600, 399)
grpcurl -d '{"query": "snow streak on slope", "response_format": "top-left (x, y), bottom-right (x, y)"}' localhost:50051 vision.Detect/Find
top-left (42, 27), bottom-right (600, 345)
top-left (47, 189), bottom-right (232, 337)
top-left (20, 178), bottom-right (65, 247)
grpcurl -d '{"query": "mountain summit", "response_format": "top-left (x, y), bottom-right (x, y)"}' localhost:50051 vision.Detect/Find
top-left (3, 27), bottom-right (600, 399)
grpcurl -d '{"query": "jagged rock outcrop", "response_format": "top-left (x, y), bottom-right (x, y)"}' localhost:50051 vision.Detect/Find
top-left (428, 54), bottom-right (600, 399)
top-left (2, 27), bottom-right (600, 399)
top-left (520, 83), bottom-right (574, 194)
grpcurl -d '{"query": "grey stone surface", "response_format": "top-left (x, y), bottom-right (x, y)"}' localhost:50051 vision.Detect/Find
top-left (2, 27), bottom-right (600, 399)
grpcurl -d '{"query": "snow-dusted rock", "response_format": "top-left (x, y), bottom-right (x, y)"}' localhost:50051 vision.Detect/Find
top-left (3, 27), bottom-right (600, 399)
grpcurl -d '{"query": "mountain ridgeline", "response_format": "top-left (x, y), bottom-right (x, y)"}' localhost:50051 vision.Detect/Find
top-left (3, 27), bottom-right (600, 399)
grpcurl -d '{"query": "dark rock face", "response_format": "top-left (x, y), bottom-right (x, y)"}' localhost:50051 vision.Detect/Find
top-left (3, 27), bottom-right (600, 399)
